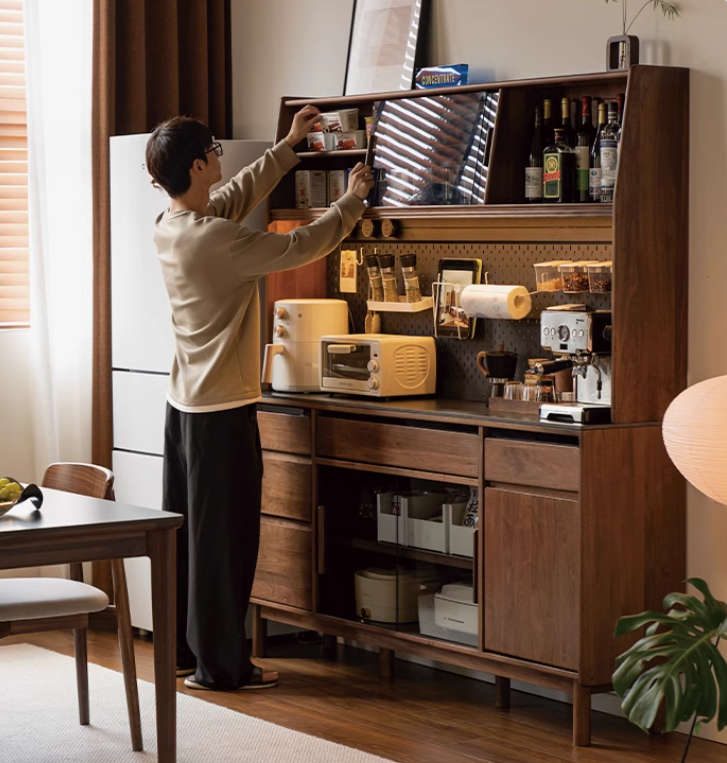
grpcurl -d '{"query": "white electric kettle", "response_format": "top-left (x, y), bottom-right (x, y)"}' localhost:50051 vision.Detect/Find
top-left (261, 298), bottom-right (349, 392)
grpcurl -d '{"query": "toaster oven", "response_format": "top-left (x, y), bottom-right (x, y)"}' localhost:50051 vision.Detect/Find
top-left (320, 334), bottom-right (436, 397)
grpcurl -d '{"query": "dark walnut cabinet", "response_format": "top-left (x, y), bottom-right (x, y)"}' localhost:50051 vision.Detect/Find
top-left (253, 65), bottom-right (688, 747)
top-left (251, 398), bottom-right (685, 747)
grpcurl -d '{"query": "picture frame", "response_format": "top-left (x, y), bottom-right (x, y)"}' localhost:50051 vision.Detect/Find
top-left (344, 0), bottom-right (428, 96)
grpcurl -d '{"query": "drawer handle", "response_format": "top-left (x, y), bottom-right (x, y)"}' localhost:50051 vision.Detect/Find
top-left (317, 505), bottom-right (326, 575)
top-left (473, 528), bottom-right (479, 606)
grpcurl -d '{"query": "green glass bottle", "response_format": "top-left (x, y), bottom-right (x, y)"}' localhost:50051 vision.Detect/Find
top-left (542, 128), bottom-right (575, 203)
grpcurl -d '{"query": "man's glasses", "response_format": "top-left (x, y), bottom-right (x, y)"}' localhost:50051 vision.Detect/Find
top-left (205, 142), bottom-right (223, 157)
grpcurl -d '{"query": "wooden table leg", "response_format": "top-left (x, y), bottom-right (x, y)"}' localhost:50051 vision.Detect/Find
top-left (251, 604), bottom-right (266, 659)
top-left (380, 647), bottom-right (395, 680)
top-left (495, 676), bottom-right (511, 709)
top-left (573, 682), bottom-right (592, 746)
top-left (149, 528), bottom-right (177, 763)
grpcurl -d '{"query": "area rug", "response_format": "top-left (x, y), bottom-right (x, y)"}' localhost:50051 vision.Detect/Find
top-left (1, 644), bottom-right (396, 763)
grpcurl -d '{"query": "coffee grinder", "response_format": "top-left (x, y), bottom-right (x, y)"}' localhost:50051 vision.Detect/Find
top-left (534, 306), bottom-right (612, 423)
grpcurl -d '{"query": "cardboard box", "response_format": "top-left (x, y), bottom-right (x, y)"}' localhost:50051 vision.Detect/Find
top-left (295, 170), bottom-right (311, 209)
top-left (333, 130), bottom-right (366, 151)
top-left (328, 170), bottom-right (346, 203)
top-left (306, 132), bottom-right (335, 152)
top-left (309, 170), bottom-right (327, 208)
top-left (315, 109), bottom-right (359, 133)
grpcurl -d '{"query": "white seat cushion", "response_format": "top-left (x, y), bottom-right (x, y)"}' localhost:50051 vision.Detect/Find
top-left (0, 578), bottom-right (109, 622)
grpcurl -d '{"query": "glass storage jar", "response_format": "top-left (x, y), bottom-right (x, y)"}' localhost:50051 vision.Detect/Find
top-left (533, 260), bottom-right (572, 292)
top-left (364, 253), bottom-right (385, 302)
top-left (559, 260), bottom-right (597, 293)
top-left (377, 253), bottom-right (400, 303)
top-left (399, 253), bottom-right (422, 303)
top-left (587, 261), bottom-right (613, 293)
top-left (535, 378), bottom-right (555, 403)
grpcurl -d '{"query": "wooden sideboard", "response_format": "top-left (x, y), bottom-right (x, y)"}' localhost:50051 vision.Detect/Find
top-left (251, 395), bottom-right (685, 746)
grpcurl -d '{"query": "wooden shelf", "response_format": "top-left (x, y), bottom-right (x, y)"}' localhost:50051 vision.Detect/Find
top-left (271, 203), bottom-right (613, 222)
top-left (341, 537), bottom-right (474, 570)
top-left (296, 149), bottom-right (367, 159)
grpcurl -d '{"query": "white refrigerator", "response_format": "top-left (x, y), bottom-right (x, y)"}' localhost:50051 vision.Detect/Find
top-left (110, 135), bottom-right (272, 631)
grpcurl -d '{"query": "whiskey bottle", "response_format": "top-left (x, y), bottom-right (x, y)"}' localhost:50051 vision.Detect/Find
top-left (575, 97), bottom-right (595, 203)
top-left (599, 102), bottom-right (620, 203)
top-left (525, 105), bottom-right (543, 203)
top-left (589, 101), bottom-right (608, 203)
top-left (543, 128), bottom-right (576, 203)
top-left (560, 97), bottom-right (576, 147)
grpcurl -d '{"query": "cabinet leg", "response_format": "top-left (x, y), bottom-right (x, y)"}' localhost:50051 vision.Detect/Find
top-left (322, 634), bottom-right (338, 656)
top-left (251, 604), bottom-right (267, 659)
top-left (379, 647), bottom-right (395, 680)
top-left (495, 676), bottom-right (511, 709)
top-left (573, 683), bottom-right (592, 746)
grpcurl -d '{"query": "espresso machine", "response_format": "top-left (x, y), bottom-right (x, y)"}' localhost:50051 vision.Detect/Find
top-left (534, 306), bottom-right (612, 423)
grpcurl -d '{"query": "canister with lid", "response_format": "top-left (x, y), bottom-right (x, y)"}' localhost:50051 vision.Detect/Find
top-left (399, 253), bottom-right (422, 303)
top-left (377, 253), bottom-right (399, 303)
top-left (364, 253), bottom-right (385, 302)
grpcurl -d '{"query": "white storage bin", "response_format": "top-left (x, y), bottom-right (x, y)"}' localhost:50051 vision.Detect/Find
top-left (405, 493), bottom-right (450, 553)
top-left (418, 592), bottom-right (478, 647)
top-left (376, 492), bottom-right (405, 544)
top-left (435, 583), bottom-right (478, 637)
top-left (377, 491), bottom-right (448, 547)
top-left (446, 502), bottom-right (475, 558)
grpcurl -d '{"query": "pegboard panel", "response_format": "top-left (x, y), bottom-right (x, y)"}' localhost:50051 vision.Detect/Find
top-left (327, 240), bottom-right (612, 401)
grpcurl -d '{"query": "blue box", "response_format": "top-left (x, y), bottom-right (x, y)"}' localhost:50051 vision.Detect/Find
top-left (415, 64), bottom-right (469, 90)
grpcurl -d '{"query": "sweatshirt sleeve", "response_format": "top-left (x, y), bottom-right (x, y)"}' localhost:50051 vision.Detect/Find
top-left (206, 140), bottom-right (300, 223)
top-left (223, 193), bottom-right (366, 281)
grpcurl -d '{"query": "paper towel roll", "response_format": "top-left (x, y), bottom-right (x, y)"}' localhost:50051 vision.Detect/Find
top-left (460, 284), bottom-right (532, 320)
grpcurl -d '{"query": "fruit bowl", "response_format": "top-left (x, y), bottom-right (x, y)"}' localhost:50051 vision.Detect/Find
top-left (0, 499), bottom-right (17, 517)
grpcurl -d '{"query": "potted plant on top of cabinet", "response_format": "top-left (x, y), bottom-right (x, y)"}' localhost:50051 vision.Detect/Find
top-left (605, 0), bottom-right (680, 70)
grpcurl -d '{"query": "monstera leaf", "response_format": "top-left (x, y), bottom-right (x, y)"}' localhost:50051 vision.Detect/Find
top-left (613, 578), bottom-right (727, 733)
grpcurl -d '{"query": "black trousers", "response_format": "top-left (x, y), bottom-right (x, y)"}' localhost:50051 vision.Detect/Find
top-left (162, 402), bottom-right (263, 689)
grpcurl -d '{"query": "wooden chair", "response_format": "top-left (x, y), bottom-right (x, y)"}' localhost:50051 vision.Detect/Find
top-left (0, 463), bottom-right (143, 751)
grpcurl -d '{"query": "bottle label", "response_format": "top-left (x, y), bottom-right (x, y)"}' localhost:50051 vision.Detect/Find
top-left (542, 153), bottom-right (561, 199)
top-left (575, 146), bottom-right (589, 171)
top-left (600, 139), bottom-right (618, 183)
top-left (525, 167), bottom-right (543, 199)
top-left (589, 168), bottom-right (602, 201)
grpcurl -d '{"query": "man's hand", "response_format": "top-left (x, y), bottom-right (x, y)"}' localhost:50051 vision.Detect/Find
top-left (285, 105), bottom-right (321, 148)
top-left (347, 162), bottom-right (375, 202)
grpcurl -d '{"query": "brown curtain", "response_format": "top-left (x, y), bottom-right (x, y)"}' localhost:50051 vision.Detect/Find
top-left (91, 0), bottom-right (232, 469)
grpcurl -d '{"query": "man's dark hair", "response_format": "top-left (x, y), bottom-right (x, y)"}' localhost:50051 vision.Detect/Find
top-left (145, 116), bottom-right (213, 197)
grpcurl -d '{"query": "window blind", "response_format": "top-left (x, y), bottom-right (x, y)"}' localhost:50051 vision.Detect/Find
top-left (0, 0), bottom-right (27, 325)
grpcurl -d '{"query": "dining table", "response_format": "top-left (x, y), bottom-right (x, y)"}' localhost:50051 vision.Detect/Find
top-left (0, 486), bottom-right (183, 763)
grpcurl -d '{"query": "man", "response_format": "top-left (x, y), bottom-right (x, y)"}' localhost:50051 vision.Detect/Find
top-left (145, 106), bottom-right (373, 691)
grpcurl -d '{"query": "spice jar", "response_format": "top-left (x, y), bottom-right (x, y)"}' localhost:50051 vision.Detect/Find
top-left (364, 253), bottom-right (385, 302)
top-left (399, 253), bottom-right (422, 303)
top-left (377, 253), bottom-right (399, 303)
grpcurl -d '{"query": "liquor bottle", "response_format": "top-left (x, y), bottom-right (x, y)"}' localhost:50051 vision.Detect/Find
top-left (525, 106), bottom-right (543, 203)
top-left (616, 92), bottom-right (626, 143)
top-left (589, 101), bottom-right (607, 203)
top-left (542, 128), bottom-right (576, 203)
top-left (575, 97), bottom-right (595, 203)
top-left (542, 98), bottom-right (555, 149)
top-left (560, 97), bottom-right (576, 147)
top-left (599, 102), bottom-right (620, 203)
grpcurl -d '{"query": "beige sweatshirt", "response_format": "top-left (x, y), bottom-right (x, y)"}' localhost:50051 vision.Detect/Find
top-left (153, 140), bottom-right (365, 412)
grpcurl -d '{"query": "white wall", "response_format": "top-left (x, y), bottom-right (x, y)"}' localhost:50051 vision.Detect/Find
top-left (237, 0), bottom-right (727, 745)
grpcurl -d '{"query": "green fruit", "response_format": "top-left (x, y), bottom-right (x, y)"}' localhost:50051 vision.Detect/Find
top-left (0, 487), bottom-right (11, 501)
top-left (0, 478), bottom-right (9, 489)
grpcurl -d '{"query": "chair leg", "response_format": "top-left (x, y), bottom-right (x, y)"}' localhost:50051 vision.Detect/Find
top-left (112, 559), bottom-right (143, 751)
top-left (73, 627), bottom-right (89, 726)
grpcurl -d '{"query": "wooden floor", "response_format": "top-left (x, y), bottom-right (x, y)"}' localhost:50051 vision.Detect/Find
top-left (4, 630), bottom-right (725, 763)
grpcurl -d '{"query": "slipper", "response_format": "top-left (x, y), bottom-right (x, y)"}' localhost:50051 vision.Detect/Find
top-left (176, 665), bottom-right (196, 677)
top-left (184, 666), bottom-right (279, 692)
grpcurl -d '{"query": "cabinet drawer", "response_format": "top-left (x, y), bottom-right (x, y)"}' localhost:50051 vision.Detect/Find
top-left (484, 487), bottom-right (578, 670)
top-left (316, 417), bottom-right (479, 478)
top-left (261, 451), bottom-right (311, 522)
top-left (258, 410), bottom-right (310, 455)
top-left (252, 517), bottom-right (312, 610)
top-left (485, 439), bottom-right (580, 493)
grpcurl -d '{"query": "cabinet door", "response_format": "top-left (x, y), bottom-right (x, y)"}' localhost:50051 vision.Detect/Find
top-left (484, 487), bottom-right (578, 670)
top-left (252, 516), bottom-right (312, 610)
